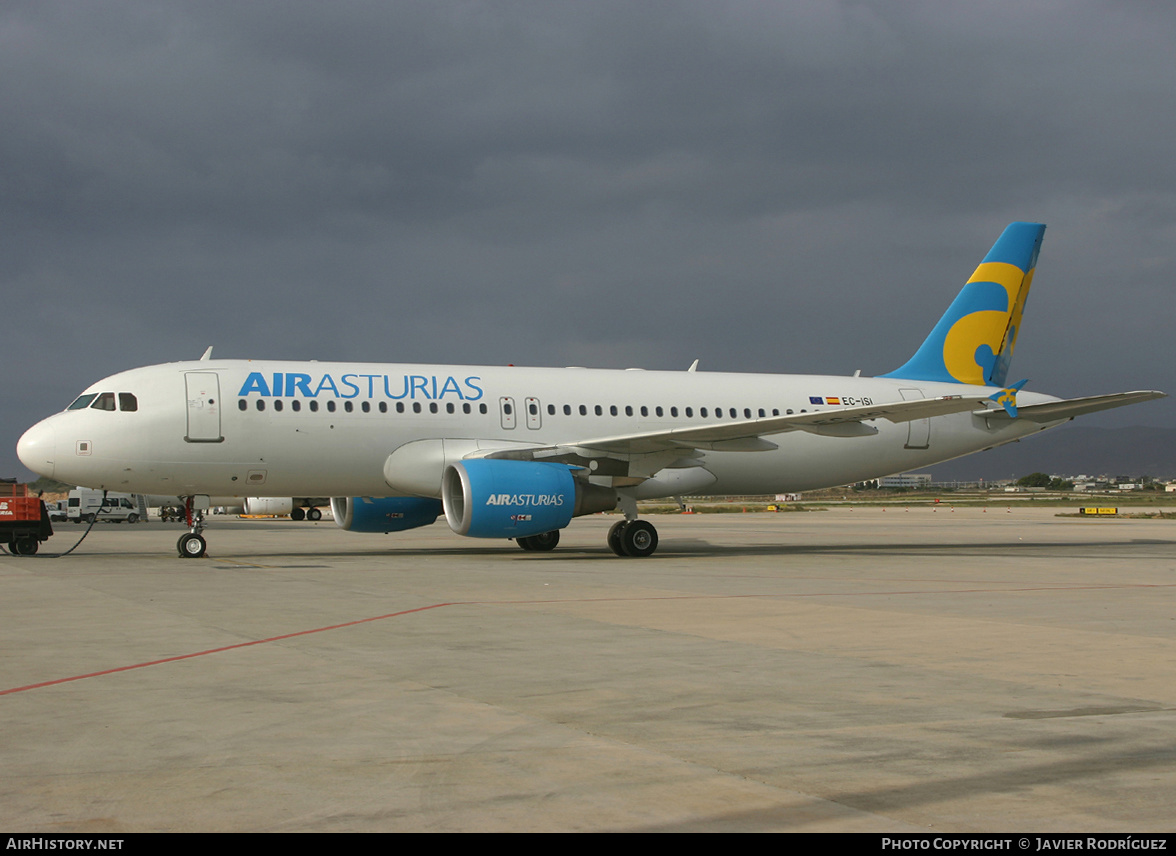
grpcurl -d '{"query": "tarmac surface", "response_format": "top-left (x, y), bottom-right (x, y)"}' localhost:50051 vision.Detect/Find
top-left (2, 506), bottom-right (1175, 832)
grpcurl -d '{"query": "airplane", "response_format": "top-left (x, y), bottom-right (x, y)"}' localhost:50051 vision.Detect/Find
top-left (16, 222), bottom-right (1164, 559)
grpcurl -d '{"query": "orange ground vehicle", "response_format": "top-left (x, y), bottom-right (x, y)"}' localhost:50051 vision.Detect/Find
top-left (1, 482), bottom-right (53, 555)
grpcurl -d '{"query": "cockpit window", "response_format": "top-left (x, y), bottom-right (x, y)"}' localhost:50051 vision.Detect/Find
top-left (67, 393), bottom-right (98, 411)
top-left (91, 392), bottom-right (117, 411)
top-left (118, 393), bottom-right (138, 412)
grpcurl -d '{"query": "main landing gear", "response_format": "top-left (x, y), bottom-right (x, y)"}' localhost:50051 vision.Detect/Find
top-left (290, 506), bottom-right (322, 522)
top-left (516, 530), bottom-right (560, 551)
top-left (177, 497), bottom-right (207, 559)
top-left (607, 519), bottom-right (658, 557)
top-left (514, 521), bottom-right (658, 556)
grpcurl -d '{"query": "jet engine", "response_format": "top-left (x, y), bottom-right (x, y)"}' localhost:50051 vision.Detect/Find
top-left (243, 497), bottom-right (293, 516)
top-left (442, 459), bottom-right (616, 539)
top-left (330, 496), bottom-right (443, 533)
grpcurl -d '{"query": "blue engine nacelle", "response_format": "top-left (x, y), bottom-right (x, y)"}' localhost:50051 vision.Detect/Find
top-left (442, 459), bottom-right (617, 539)
top-left (330, 496), bottom-right (442, 533)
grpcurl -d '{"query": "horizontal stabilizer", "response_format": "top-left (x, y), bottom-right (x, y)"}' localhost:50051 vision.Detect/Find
top-left (973, 390), bottom-right (1166, 423)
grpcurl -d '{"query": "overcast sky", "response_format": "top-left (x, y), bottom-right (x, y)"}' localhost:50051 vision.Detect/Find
top-left (4, 1), bottom-right (1173, 479)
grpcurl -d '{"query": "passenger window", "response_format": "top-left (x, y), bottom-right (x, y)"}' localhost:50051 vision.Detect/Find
top-left (256, 400), bottom-right (266, 412)
top-left (238, 399), bottom-right (247, 411)
top-left (413, 402), bottom-right (421, 413)
top-left (310, 400), bottom-right (319, 412)
top-left (327, 400), bottom-right (337, 413)
top-left (447, 402), bottom-right (455, 414)
top-left (362, 401), bottom-right (371, 413)
top-left (292, 400), bottom-right (302, 412)
top-left (429, 402), bottom-right (438, 413)
top-left (274, 400), bottom-right (284, 412)
top-left (579, 405), bottom-right (587, 416)
top-left (610, 405), bottom-right (617, 416)
top-left (563, 405), bottom-right (571, 415)
top-left (343, 401), bottom-right (353, 413)
top-left (625, 405), bottom-right (633, 416)
top-left (701, 407), bottom-right (708, 417)
top-left (594, 405), bottom-right (602, 416)
top-left (685, 407), bottom-right (693, 417)
top-left (118, 393), bottom-right (138, 412)
top-left (655, 406), bottom-right (663, 417)
top-left (479, 403), bottom-right (488, 414)
top-left (396, 402), bottom-right (405, 413)
top-left (463, 403), bottom-right (471, 414)
top-left (379, 402), bottom-right (388, 413)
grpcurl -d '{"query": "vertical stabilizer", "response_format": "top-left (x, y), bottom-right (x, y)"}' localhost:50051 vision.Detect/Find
top-left (881, 222), bottom-right (1045, 387)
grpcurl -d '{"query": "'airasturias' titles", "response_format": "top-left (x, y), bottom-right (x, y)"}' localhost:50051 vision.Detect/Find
top-left (485, 494), bottom-right (565, 507)
top-left (238, 372), bottom-right (484, 401)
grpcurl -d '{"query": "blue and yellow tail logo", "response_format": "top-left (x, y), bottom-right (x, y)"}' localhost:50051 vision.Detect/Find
top-left (882, 222), bottom-right (1045, 387)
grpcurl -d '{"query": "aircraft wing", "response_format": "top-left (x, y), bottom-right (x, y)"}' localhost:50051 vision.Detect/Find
top-left (480, 394), bottom-right (991, 473)
top-left (972, 390), bottom-right (1166, 423)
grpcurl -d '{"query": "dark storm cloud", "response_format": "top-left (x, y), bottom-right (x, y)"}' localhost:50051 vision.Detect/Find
top-left (4, 1), bottom-right (1174, 477)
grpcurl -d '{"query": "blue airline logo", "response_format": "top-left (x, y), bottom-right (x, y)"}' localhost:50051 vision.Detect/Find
top-left (237, 371), bottom-right (484, 401)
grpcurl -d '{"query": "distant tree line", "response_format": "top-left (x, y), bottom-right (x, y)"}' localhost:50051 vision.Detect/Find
top-left (1015, 472), bottom-right (1073, 490)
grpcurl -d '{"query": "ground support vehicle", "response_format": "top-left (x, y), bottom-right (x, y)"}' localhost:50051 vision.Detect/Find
top-left (0, 483), bottom-right (53, 555)
top-left (67, 489), bottom-right (148, 524)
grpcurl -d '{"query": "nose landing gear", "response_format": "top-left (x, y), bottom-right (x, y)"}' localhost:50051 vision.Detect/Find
top-left (177, 497), bottom-right (207, 559)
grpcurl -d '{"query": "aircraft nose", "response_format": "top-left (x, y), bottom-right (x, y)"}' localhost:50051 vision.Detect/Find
top-left (17, 420), bottom-right (56, 479)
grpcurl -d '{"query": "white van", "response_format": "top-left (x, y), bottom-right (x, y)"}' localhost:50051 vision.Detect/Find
top-left (67, 489), bottom-right (148, 524)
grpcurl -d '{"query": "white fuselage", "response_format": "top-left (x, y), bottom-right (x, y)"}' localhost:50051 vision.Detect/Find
top-left (17, 359), bottom-right (1062, 499)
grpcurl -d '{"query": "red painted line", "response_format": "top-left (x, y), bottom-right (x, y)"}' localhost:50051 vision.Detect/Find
top-left (0, 601), bottom-right (459, 697)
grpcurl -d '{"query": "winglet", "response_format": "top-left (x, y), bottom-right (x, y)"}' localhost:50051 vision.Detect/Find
top-left (882, 223), bottom-right (1045, 386)
top-left (199, 346), bottom-right (213, 361)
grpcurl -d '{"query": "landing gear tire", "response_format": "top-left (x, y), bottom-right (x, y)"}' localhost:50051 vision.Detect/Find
top-left (607, 520), bottom-right (629, 556)
top-left (617, 520), bottom-right (658, 558)
top-left (307, 507), bottom-right (322, 521)
top-left (290, 507), bottom-right (306, 521)
top-left (177, 532), bottom-right (206, 559)
top-left (517, 530), bottom-right (560, 552)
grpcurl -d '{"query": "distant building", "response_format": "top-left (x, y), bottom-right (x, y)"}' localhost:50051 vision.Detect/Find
top-left (879, 473), bottom-right (932, 489)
